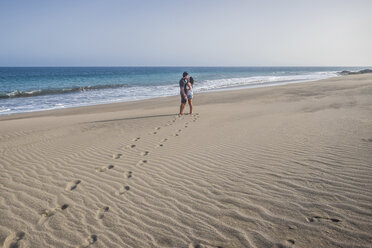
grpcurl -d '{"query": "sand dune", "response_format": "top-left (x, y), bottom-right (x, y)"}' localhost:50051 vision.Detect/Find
top-left (0, 74), bottom-right (371, 247)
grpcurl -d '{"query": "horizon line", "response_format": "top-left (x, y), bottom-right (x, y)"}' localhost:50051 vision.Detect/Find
top-left (0, 65), bottom-right (371, 68)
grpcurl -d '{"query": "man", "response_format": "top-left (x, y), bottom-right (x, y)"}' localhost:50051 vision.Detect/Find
top-left (179, 71), bottom-right (189, 115)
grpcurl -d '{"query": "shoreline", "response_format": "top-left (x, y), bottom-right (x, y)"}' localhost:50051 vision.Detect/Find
top-left (0, 73), bottom-right (348, 120)
top-left (0, 66), bottom-right (348, 117)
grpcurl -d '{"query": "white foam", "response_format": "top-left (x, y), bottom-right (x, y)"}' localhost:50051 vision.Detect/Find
top-left (0, 108), bottom-right (11, 113)
top-left (194, 72), bottom-right (339, 92)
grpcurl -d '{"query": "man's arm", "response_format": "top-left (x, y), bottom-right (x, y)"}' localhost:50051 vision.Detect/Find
top-left (181, 86), bottom-right (187, 99)
top-left (180, 80), bottom-right (187, 99)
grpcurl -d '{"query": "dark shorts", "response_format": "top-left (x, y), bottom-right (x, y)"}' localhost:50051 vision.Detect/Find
top-left (180, 94), bottom-right (187, 103)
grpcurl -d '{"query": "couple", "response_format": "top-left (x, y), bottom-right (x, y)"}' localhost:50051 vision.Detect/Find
top-left (179, 71), bottom-right (194, 115)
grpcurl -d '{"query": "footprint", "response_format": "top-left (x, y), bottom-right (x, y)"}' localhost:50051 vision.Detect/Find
top-left (115, 185), bottom-right (130, 195)
top-left (174, 134), bottom-right (179, 137)
top-left (112, 154), bottom-right (122, 159)
top-left (155, 127), bottom-right (161, 130)
top-left (286, 239), bottom-right (295, 245)
top-left (161, 138), bottom-right (168, 142)
top-left (188, 242), bottom-right (222, 248)
top-left (76, 235), bottom-right (97, 248)
top-left (58, 204), bottom-right (69, 210)
top-left (178, 129), bottom-right (182, 132)
top-left (153, 132), bottom-right (157, 135)
top-left (65, 180), bottom-right (81, 191)
top-left (306, 216), bottom-right (340, 223)
top-left (96, 164), bottom-right (114, 172)
top-left (124, 171), bottom-right (132, 179)
top-left (362, 138), bottom-right (372, 142)
top-left (132, 137), bottom-right (140, 142)
top-left (38, 204), bottom-right (69, 225)
top-left (40, 204), bottom-right (69, 217)
top-left (136, 160), bottom-right (147, 166)
top-left (2, 231), bottom-right (25, 248)
top-left (328, 218), bottom-right (340, 222)
top-left (124, 144), bottom-right (136, 149)
top-left (155, 144), bottom-right (164, 148)
top-left (141, 151), bottom-right (149, 156)
top-left (306, 217), bottom-right (317, 222)
top-left (288, 225), bottom-right (297, 230)
top-left (96, 206), bottom-right (109, 219)
top-left (185, 125), bottom-right (188, 128)
top-left (272, 243), bottom-right (292, 248)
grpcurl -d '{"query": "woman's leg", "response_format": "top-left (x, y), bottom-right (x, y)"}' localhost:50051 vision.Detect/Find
top-left (188, 98), bottom-right (193, 115)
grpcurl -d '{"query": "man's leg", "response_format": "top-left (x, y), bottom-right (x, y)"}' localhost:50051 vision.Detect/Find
top-left (179, 102), bottom-right (186, 115)
top-left (188, 98), bottom-right (193, 115)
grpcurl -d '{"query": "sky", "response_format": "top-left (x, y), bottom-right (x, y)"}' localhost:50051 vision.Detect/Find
top-left (0, 0), bottom-right (371, 66)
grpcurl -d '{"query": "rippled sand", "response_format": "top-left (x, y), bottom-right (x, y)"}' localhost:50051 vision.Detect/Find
top-left (0, 74), bottom-right (371, 247)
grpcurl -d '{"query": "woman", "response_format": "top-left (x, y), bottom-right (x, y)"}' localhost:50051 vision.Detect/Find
top-left (185, 77), bottom-right (194, 115)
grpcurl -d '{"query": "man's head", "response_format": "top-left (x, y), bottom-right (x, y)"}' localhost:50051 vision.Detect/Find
top-left (182, 71), bottom-right (189, 79)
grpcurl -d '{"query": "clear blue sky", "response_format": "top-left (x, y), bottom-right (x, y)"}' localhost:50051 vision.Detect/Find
top-left (1, 0), bottom-right (371, 66)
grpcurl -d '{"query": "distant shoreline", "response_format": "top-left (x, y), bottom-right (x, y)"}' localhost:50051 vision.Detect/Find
top-left (0, 73), bottom-right (366, 121)
top-left (0, 74), bottom-right (340, 119)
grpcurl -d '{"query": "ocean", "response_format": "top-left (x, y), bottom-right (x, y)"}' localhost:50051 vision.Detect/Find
top-left (0, 66), bottom-right (366, 116)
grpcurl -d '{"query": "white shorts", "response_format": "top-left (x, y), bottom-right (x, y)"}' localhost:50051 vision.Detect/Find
top-left (187, 91), bottom-right (193, 99)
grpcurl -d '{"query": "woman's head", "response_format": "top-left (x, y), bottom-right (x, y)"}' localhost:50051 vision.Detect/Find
top-left (189, 77), bottom-right (194, 85)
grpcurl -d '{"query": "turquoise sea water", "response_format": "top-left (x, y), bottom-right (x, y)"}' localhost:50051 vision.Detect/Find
top-left (0, 66), bottom-right (366, 115)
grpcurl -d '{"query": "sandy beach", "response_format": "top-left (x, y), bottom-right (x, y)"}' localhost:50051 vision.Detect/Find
top-left (0, 74), bottom-right (371, 247)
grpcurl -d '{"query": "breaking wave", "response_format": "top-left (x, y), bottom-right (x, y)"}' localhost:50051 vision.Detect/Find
top-left (0, 84), bottom-right (128, 99)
